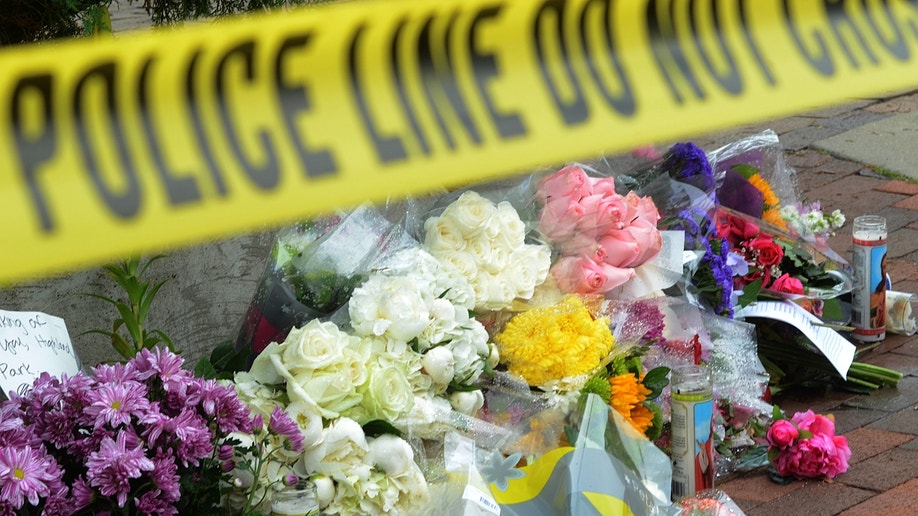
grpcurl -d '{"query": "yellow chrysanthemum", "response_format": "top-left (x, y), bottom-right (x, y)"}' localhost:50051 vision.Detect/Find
top-left (496, 295), bottom-right (615, 386)
top-left (609, 373), bottom-right (653, 435)
top-left (748, 174), bottom-right (788, 230)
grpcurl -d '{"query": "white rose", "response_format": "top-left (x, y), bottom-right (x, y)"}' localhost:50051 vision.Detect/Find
top-left (443, 191), bottom-right (497, 238)
top-left (281, 320), bottom-right (358, 373)
top-left (495, 201), bottom-right (527, 249)
top-left (233, 372), bottom-right (280, 418)
top-left (483, 241), bottom-right (510, 274)
top-left (349, 275), bottom-right (430, 342)
top-left (424, 215), bottom-right (467, 252)
top-left (487, 342), bottom-right (500, 370)
top-left (465, 234), bottom-right (493, 268)
top-left (480, 272), bottom-right (517, 311)
top-left (507, 245), bottom-right (551, 300)
top-left (248, 342), bottom-right (284, 385)
top-left (367, 434), bottom-right (415, 477)
top-left (421, 346), bottom-right (455, 388)
top-left (285, 348), bottom-right (367, 418)
top-left (448, 390), bottom-right (484, 416)
top-left (356, 359), bottom-right (416, 422)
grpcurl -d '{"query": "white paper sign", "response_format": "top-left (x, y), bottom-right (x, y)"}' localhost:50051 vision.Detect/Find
top-left (0, 310), bottom-right (80, 396)
top-left (737, 300), bottom-right (855, 377)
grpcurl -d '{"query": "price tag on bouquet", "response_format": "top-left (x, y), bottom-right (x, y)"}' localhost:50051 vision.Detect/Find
top-left (0, 309), bottom-right (80, 397)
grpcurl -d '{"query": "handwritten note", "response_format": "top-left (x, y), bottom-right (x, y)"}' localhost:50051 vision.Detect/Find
top-left (0, 309), bottom-right (80, 396)
top-left (737, 300), bottom-right (855, 377)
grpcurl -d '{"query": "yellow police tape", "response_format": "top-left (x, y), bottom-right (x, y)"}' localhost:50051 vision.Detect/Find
top-left (2, 0), bottom-right (918, 284)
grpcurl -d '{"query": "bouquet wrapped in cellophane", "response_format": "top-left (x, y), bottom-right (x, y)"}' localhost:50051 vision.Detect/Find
top-left (219, 128), bottom-right (905, 514)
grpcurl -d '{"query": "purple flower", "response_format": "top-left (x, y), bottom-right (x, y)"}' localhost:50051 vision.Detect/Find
top-left (170, 411), bottom-right (214, 467)
top-left (134, 490), bottom-right (179, 516)
top-left (269, 406), bottom-right (305, 453)
top-left (0, 446), bottom-right (61, 508)
top-left (663, 142), bottom-right (715, 192)
top-left (70, 477), bottom-right (94, 511)
top-left (85, 430), bottom-right (155, 508)
top-left (86, 381), bottom-right (151, 429)
top-left (92, 361), bottom-right (141, 384)
top-left (193, 379), bottom-right (254, 434)
top-left (627, 301), bottom-right (666, 346)
top-left (150, 451), bottom-right (181, 502)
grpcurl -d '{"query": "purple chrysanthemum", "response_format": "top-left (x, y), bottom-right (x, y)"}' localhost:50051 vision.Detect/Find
top-left (150, 450), bottom-right (181, 502)
top-left (193, 379), bottom-right (254, 434)
top-left (86, 381), bottom-right (151, 429)
top-left (92, 361), bottom-right (141, 384)
top-left (269, 407), bottom-right (305, 453)
top-left (0, 446), bottom-right (61, 508)
top-left (134, 489), bottom-right (179, 516)
top-left (134, 348), bottom-right (193, 397)
top-left (627, 301), bottom-right (666, 345)
top-left (85, 430), bottom-right (155, 508)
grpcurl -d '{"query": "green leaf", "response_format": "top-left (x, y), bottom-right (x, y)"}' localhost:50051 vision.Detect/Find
top-left (111, 334), bottom-right (135, 360)
top-left (644, 401), bottom-right (665, 441)
top-left (194, 357), bottom-right (219, 379)
top-left (738, 279), bottom-right (763, 307)
top-left (772, 404), bottom-right (784, 421)
top-left (209, 340), bottom-right (249, 374)
top-left (642, 366), bottom-right (671, 399)
top-left (362, 420), bottom-right (402, 438)
top-left (798, 429), bottom-right (813, 440)
top-left (730, 163), bottom-right (761, 180)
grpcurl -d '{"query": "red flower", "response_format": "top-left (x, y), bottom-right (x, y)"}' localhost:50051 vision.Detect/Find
top-left (748, 235), bottom-right (783, 267)
top-left (716, 213), bottom-right (760, 247)
top-left (772, 273), bottom-right (804, 295)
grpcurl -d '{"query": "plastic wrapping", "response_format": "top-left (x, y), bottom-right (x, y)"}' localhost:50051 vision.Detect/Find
top-left (487, 394), bottom-right (680, 516)
top-left (887, 290), bottom-right (917, 336)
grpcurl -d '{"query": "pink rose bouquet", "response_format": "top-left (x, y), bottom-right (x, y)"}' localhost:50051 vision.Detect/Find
top-left (766, 406), bottom-right (851, 480)
top-left (537, 165), bottom-right (663, 294)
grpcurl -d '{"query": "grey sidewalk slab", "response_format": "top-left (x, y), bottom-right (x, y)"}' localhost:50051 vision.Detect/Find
top-left (813, 112), bottom-right (918, 180)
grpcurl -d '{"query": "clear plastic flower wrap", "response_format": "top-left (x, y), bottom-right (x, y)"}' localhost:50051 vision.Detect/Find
top-left (484, 393), bottom-right (680, 516)
top-left (233, 200), bottom-right (424, 365)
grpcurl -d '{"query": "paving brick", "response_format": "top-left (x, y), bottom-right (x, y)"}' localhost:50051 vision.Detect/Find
top-left (839, 478), bottom-right (918, 516)
top-left (892, 194), bottom-right (918, 210)
top-left (829, 406), bottom-right (889, 435)
top-left (772, 386), bottom-right (854, 417)
top-left (836, 447), bottom-right (918, 491)
top-left (885, 336), bottom-right (918, 357)
top-left (843, 376), bottom-right (918, 412)
top-left (718, 472), bottom-right (805, 504)
top-left (888, 229), bottom-right (918, 259)
top-left (888, 261), bottom-right (918, 283)
top-left (901, 437), bottom-right (918, 450)
top-left (877, 180), bottom-right (918, 195)
top-left (804, 176), bottom-right (903, 219)
top-left (860, 352), bottom-right (918, 376)
top-left (745, 480), bottom-right (874, 516)
top-left (842, 428), bottom-right (914, 463)
top-left (866, 407), bottom-right (918, 435)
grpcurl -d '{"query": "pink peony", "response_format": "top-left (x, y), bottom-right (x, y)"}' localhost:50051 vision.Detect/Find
top-left (550, 255), bottom-right (635, 294)
top-left (771, 273), bottom-right (804, 294)
top-left (766, 419), bottom-right (799, 449)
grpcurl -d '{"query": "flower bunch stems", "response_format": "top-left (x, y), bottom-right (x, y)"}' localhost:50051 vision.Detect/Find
top-left (757, 341), bottom-right (902, 391)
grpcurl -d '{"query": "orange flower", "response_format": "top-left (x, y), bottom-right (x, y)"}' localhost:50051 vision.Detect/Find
top-left (748, 174), bottom-right (788, 230)
top-left (609, 373), bottom-right (654, 435)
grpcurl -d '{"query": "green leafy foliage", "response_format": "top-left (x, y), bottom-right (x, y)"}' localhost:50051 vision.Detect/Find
top-left (362, 419), bottom-right (402, 439)
top-left (83, 255), bottom-right (178, 361)
top-left (194, 340), bottom-right (251, 380)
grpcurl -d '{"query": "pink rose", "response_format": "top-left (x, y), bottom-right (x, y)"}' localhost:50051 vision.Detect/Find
top-left (748, 235), bottom-right (783, 267)
top-left (550, 255), bottom-right (635, 294)
top-left (624, 191), bottom-right (661, 226)
top-left (621, 218), bottom-right (663, 266)
top-left (537, 165), bottom-right (591, 204)
top-left (538, 197), bottom-right (585, 241)
top-left (596, 232), bottom-right (641, 268)
top-left (588, 176), bottom-right (618, 196)
top-left (771, 273), bottom-right (804, 295)
top-left (579, 193), bottom-right (630, 234)
top-left (766, 419), bottom-right (800, 449)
